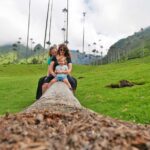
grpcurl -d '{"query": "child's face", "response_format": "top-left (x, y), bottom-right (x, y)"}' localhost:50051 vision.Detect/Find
top-left (58, 59), bottom-right (65, 65)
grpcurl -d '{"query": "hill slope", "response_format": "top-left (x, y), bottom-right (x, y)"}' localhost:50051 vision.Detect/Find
top-left (0, 44), bottom-right (97, 64)
top-left (105, 26), bottom-right (150, 63)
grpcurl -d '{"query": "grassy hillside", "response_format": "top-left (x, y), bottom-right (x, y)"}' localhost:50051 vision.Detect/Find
top-left (0, 56), bottom-right (150, 124)
top-left (0, 47), bottom-right (95, 65)
top-left (0, 51), bottom-right (48, 65)
top-left (105, 27), bottom-right (150, 63)
top-left (0, 52), bottom-right (17, 64)
top-left (0, 43), bottom-right (45, 64)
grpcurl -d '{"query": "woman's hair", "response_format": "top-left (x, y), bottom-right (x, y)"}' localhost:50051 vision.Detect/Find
top-left (57, 44), bottom-right (71, 58)
top-left (48, 45), bottom-right (57, 57)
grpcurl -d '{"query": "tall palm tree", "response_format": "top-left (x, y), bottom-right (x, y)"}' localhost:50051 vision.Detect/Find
top-left (66, 0), bottom-right (69, 45)
top-left (26, 0), bottom-right (31, 63)
top-left (12, 43), bottom-right (18, 62)
top-left (88, 44), bottom-right (91, 54)
top-left (100, 51), bottom-right (103, 65)
top-left (44, 0), bottom-right (51, 50)
top-left (61, 27), bottom-right (66, 43)
top-left (48, 0), bottom-right (54, 45)
top-left (93, 42), bottom-right (96, 51)
top-left (82, 12), bottom-right (86, 53)
top-left (30, 38), bottom-right (33, 50)
top-left (17, 37), bottom-right (22, 60)
top-left (62, 8), bottom-right (67, 43)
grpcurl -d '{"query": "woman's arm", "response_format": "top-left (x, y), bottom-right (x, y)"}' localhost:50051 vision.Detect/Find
top-left (67, 63), bottom-right (72, 74)
top-left (47, 65), bottom-right (50, 76)
top-left (49, 61), bottom-right (56, 77)
top-left (62, 63), bottom-right (72, 74)
top-left (46, 57), bottom-right (50, 76)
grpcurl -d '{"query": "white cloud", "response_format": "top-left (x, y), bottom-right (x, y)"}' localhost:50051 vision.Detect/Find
top-left (0, 0), bottom-right (150, 55)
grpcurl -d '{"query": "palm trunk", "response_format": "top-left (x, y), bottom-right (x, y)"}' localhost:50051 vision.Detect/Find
top-left (44, 0), bottom-right (51, 50)
top-left (24, 82), bottom-right (82, 113)
top-left (48, 0), bottom-right (53, 45)
top-left (66, 0), bottom-right (69, 44)
top-left (26, 0), bottom-right (31, 63)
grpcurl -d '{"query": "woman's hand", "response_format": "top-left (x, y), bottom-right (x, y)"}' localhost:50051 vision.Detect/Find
top-left (55, 70), bottom-right (62, 74)
top-left (49, 61), bottom-right (56, 77)
top-left (51, 72), bottom-right (56, 77)
top-left (62, 70), bottom-right (70, 74)
top-left (67, 63), bottom-right (72, 75)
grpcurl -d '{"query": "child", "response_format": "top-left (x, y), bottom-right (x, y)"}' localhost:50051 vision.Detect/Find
top-left (48, 57), bottom-right (72, 90)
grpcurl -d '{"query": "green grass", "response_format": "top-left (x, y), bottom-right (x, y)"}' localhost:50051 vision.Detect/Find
top-left (0, 64), bottom-right (46, 114)
top-left (0, 56), bottom-right (150, 124)
top-left (74, 56), bottom-right (150, 124)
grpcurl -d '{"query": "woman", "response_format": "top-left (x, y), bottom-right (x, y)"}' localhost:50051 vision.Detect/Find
top-left (48, 43), bottom-right (77, 92)
top-left (36, 45), bottom-right (57, 100)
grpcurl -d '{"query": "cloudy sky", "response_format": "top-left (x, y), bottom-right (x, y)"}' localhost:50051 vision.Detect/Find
top-left (0, 0), bottom-right (150, 54)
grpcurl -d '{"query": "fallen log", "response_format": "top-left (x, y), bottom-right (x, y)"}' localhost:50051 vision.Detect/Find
top-left (24, 82), bottom-right (82, 113)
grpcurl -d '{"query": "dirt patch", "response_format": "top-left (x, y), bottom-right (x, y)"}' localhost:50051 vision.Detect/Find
top-left (1, 109), bottom-right (150, 150)
top-left (78, 76), bottom-right (85, 79)
top-left (106, 80), bottom-right (145, 88)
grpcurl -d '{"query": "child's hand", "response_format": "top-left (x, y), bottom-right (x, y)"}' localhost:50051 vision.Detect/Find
top-left (62, 70), bottom-right (69, 74)
top-left (56, 70), bottom-right (62, 74)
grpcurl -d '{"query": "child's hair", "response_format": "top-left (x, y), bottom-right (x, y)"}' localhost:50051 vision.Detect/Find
top-left (58, 57), bottom-right (67, 64)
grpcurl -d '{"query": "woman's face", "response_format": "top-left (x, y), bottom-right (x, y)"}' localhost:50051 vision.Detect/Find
top-left (51, 48), bottom-right (57, 56)
top-left (59, 48), bottom-right (66, 56)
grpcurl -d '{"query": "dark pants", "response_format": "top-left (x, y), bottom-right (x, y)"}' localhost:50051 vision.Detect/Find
top-left (35, 75), bottom-right (77, 100)
top-left (67, 75), bottom-right (77, 90)
top-left (35, 75), bottom-right (54, 99)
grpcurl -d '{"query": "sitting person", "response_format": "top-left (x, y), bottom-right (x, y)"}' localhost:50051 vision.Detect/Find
top-left (42, 57), bottom-right (72, 93)
top-left (35, 45), bottom-right (57, 100)
top-left (42, 43), bottom-right (77, 94)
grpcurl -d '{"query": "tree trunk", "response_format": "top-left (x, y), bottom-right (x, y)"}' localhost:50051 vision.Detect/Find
top-left (24, 82), bottom-right (82, 113)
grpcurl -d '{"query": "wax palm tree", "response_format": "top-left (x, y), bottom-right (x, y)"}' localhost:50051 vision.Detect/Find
top-left (44, 0), bottom-right (51, 50)
top-left (12, 43), bottom-right (18, 62)
top-left (93, 42), bottom-right (96, 53)
top-left (62, 8), bottom-right (68, 44)
top-left (48, 0), bottom-right (54, 46)
top-left (62, 8), bottom-right (67, 12)
top-left (61, 27), bottom-right (66, 43)
top-left (17, 37), bottom-right (22, 60)
top-left (82, 12), bottom-right (86, 53)
top-left (88, 44), bottom-right (91, 54)
top-left (66, 0), bottom-right (69, 45)
top-left (30, 38), bottom-right (33, 50)
top-left (26, 0), bottom-right (31, 63)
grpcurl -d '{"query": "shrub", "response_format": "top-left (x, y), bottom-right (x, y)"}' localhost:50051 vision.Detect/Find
top-left (31, 58), bottom-right (38, 64)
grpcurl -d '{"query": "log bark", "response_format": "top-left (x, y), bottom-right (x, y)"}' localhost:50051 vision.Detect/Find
top-left (24, 82), bottom-right (82, 113)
